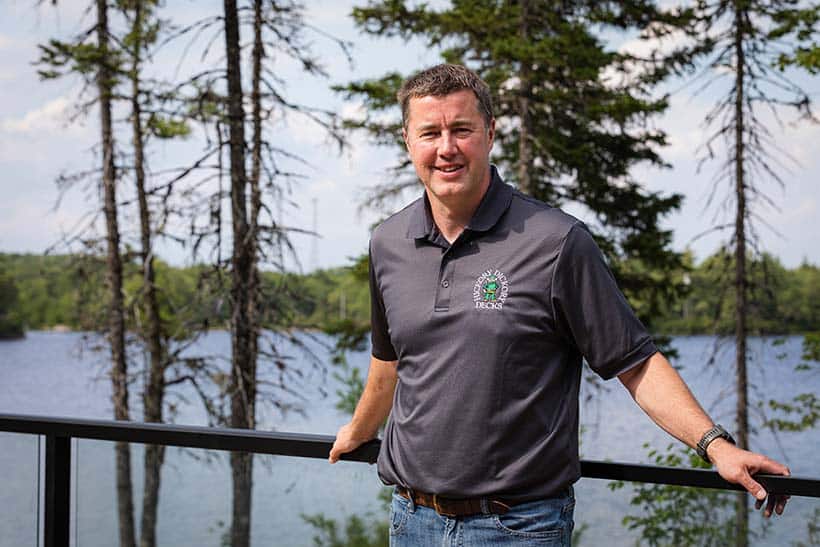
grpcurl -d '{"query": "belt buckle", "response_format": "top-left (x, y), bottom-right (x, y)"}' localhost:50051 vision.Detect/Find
top-left (432, 494), bottom-right (456, 517)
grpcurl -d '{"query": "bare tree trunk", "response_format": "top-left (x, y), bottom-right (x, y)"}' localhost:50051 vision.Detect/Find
top-left (96, 0), bottom-right (136, 545)
top-left (224, 1), bottom-right (255, 545)
top-left (249, 0), bottom-right (263, 404)
top-left (517, 0), bottom-right (533, 197)
top-left (128, 3), bottom-right (166, 546)
top-left (733, 3), bottom-right (749, 545)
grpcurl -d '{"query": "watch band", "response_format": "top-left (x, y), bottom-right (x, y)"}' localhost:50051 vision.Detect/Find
top-left (696, 424), bottom-right (736, 463)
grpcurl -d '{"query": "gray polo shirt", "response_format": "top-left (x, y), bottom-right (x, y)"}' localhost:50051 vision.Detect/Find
top-left (369, 166), bottom-right (657, 501)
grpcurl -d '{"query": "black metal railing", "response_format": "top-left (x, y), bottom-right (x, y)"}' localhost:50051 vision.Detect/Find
top-left (1, 413), bottom-right (818, 547)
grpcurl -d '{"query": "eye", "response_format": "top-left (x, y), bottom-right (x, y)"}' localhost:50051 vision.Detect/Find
top-left (454, 127), bottom-right (472, 136)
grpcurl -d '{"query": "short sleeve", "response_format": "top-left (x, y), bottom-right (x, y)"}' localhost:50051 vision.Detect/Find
top-left (550, 223), bottom-right (657, 380)
top-left (369, 242), bottom-right (398, 361)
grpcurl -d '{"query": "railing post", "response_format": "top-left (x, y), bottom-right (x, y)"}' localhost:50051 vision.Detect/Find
top-left (44, 435), bottom-right (70, 547)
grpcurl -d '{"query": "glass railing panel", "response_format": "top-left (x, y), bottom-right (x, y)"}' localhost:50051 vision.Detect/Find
top-left (575, 476), bottom-right (819, 546)
top-left (250, 453), bottom-right (388, 546)
top-left (0, 432), bottom-right (40, 547)
top-left (75, 439), bottom-right (124, 547)
top-left (74, 441), bottom-right (387, 546)
top-left (4, 429), bottom-right (816, 547)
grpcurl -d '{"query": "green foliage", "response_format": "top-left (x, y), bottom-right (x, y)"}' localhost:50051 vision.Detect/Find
top-left (654, 250), bottom-right (820, 335)
top-left (302, 513), bottom-right (388, 547)
top-left (302, 488), bottom-right (390, 547)
top-left (769, 4), bottom-right (820, 72)
top-left (146, 114), bottom-right (191, 139)
top-left (801, 332), bottom-right (820, 362)
top-left (610, 444), bottom-right (735, 547)
top-left (5, 251), bottom-right (817, 337)
top-left (0, 253), bottom-right (107, 331)
top-left (36, 39), bottom-right (113, 79)
top-left (0, 261), bottom-right (24, 339)
top-left (764, 334), bottom-right (820, 432)
top-left (792, 507), bottom-right (820, 547)
top-left (333, 365), bottom-right (365, 416)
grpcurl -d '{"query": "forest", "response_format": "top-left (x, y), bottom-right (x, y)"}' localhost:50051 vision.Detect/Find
top-left (0, 250), bottom-right (818, 336)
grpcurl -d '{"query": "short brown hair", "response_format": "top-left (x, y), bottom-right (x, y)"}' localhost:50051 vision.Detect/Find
top-left (398, 64), bottom-right (494, 129)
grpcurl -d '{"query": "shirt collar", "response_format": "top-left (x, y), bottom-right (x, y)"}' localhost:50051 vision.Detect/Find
top-left (406, 165), bottom-right (513, 240)
top-left (466, 165), bottom-right (513, 233)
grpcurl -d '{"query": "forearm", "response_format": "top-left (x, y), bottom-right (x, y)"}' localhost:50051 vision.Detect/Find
top-left (618, 351), bottom-right (714, 450)
top-left (618, 351), bottom-right (790, 517)
top-left (329, 355), bottom-right (398, 463)
top-left (348, 355), bottom-right (398, 440)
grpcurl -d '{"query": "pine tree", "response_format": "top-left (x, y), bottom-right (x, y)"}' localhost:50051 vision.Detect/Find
top-left (338, 0), bottom-right (689, 337)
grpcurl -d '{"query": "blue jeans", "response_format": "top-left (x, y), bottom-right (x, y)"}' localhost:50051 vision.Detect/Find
top-left (389, 487), bottom-right (575, 546)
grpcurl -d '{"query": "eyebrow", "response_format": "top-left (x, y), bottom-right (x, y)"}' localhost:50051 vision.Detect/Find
top-left (414, 119), bottom-right (476, 133)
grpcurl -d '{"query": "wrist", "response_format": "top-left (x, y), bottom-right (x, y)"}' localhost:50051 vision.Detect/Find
top-left (696, 424), bottom-right (736, 463)
top-left (347, 419), bottom-right (377, 442)
top-left (705, 437), bottom-right (735, 464)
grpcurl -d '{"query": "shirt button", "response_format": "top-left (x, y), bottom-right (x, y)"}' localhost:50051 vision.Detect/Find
top-left (441, 280), bottom-right (450, 288)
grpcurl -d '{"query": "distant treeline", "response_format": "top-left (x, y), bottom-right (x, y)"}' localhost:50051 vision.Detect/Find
top-left (655, 251), bottom-right (819, 335)
top-left (0, 252), bottom-right (369, 336)
top-left (1, 251), bottom-right (816, 336)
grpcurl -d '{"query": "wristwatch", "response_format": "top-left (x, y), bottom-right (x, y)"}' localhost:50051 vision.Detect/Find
top-left (696, 424), bottom-right (736, 463)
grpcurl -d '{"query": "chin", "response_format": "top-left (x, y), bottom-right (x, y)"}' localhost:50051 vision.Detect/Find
top-left (429, 181), bottom-right (467, 198)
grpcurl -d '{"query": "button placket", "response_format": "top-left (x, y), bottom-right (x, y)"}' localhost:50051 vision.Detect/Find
top-left (434, 252), bottom-right (455, 312)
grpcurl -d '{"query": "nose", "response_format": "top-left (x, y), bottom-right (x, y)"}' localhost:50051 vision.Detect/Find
top-left (437, 131), bottom-right (458, 157)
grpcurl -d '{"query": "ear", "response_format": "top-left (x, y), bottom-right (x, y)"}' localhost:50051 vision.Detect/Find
top-left (487, 118), bottom-right (496, 150)
top-left (403, 127), bottom-right (411, 153)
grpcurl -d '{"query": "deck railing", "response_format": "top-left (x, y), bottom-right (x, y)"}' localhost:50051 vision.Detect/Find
top-left (1, 413), bottom-right (818, 547)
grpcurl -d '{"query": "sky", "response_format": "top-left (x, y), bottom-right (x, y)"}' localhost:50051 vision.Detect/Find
top-left (0, 0), bottom-right (817, 272)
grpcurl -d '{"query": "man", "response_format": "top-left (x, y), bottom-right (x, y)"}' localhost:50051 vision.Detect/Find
top-left (329, 64), bottom-right (789, 546)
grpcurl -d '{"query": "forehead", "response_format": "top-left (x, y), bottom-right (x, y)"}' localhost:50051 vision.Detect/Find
top-left (405, 89), bottom-right (483, 127)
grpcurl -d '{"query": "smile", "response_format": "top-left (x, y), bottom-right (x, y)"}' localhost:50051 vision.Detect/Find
top-left (435, 165), bottom-right (464, 173)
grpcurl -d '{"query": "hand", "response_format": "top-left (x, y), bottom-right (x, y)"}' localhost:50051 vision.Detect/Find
top-left (328, 422), bottom-right (372, 464)
top-left (708, 439), bottom-right (790, 518)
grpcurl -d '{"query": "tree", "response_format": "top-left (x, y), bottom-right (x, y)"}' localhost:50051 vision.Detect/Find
top-left (95, 1), bottom-right (137, 544)
top-left (0, 263), bottom-right (24, 339)
top-left (36, 2), bottom-right (194, 544)
top-left (161, 2), bottom-right (348, 544)
top-left (82, 0), bottom-right (140, 544)
top-left (220, 2), bottom-right (257, 545)
top-left (680, 1), bottom-right (819, 542)
top-left (338, 0), bottom-right (689, 345)
top-left (117, 1), bottom-right (181, 545)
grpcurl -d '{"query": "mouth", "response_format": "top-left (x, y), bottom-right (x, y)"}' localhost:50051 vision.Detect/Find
top-left (433, 164), bottom-right (464, 175)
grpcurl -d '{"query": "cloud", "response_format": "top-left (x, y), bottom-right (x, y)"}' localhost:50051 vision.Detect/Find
top-left (340, 100), bottom-right (366, 122)
top-left (782, 198), bottom-right (816, 224)
top-left (1, 96), bottom-right (77, 134)
top-left (602, 24), bottom-right (697, 88)
top-left (0, 33), bottom-right (12, 50)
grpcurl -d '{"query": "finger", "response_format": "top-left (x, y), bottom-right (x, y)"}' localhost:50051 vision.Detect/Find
top-left (738, 472), bottom-right (767, 501)
top-left (328, 444), bottom-right (340, 464)
top-left (765, 495), bottom-right (776, 518)
top-left (775, 495), bottom-right (789, 515)
top-left (756, 457), bottom-right (790, 476)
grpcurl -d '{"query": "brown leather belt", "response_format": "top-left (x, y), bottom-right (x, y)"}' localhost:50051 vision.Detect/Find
top-left (396, 486), bottom-right (512, 517)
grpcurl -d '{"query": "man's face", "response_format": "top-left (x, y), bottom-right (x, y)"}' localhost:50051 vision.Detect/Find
top-left (403, 89), bottom-right (495, 206)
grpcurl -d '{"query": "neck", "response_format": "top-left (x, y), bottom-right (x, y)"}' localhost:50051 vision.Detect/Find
top-left (427, 168), bottom-right (492, 244)
top-left (428, 203), bottom-right (469, 244)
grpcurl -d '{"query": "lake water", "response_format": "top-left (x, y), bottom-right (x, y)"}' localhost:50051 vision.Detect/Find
top-left (0, 331), bottom-right (818, 546)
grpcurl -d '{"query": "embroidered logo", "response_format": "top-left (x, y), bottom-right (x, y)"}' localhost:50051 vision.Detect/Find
top-left (473, 269), bottom-right (509, 310)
